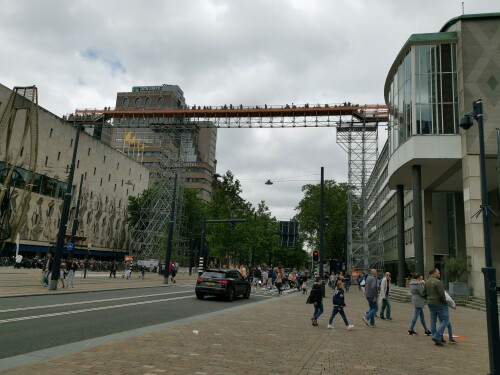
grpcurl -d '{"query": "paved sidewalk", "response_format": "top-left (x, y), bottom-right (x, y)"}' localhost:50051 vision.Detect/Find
top-left (0, 268), bottom-right (490, 374)
top-left (0, 267), bottom-right (198, 297)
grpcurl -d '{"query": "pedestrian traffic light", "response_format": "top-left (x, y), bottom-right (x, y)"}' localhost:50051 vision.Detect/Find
top-left (313, 250), bottom-right (319, 262)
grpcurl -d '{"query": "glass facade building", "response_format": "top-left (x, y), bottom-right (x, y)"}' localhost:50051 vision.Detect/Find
top-left (386, 34), bottom-right (459, 153)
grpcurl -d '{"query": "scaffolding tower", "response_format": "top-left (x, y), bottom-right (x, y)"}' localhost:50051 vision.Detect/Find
top-left (336, 109), bottom-right (385, 272)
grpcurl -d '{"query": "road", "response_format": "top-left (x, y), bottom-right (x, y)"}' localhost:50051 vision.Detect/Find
top-left (0, 284), bottom-right (282, 359)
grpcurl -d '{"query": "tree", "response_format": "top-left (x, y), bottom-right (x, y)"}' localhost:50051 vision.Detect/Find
top-left (442, 254), bottom-right (471, 282)
top-left (293, 180), bottom-right (350, 261)
top-left (126, 187), bottom-right (153, 232)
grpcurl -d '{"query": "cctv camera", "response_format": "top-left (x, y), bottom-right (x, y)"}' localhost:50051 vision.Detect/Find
top-left (459, 114), bottom-right (474, 130)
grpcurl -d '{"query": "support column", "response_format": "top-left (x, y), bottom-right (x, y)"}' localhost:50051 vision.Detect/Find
top-left (412, 165), bottom-right (424, 276)
top-left (396, 185), bottom-right (406, 287)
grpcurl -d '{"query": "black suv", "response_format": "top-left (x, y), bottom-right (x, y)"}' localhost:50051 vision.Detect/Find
top-left (195, 269), bottom-right (251, 301)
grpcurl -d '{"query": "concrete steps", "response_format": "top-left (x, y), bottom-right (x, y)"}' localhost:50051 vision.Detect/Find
top-left (390, 285), bottom-right (500, 315)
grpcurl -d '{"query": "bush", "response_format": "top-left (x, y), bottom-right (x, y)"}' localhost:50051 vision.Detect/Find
top-left (442, 254), bottom-right (471, 282)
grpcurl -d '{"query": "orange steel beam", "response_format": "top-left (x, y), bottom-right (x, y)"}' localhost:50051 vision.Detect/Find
top-left (74, 104), bottom-right (388, 121)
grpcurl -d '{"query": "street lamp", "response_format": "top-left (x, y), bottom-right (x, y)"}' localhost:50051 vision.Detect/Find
top-left (460, 99), bottom-right (499, 375)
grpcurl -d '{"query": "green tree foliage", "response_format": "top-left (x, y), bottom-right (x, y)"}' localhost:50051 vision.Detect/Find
top-left (293, 180), bottom-right (350, 261)
top-left (182, 187), bottom-right (207, 255)
top-left (126, 187), bottom-right (153, 232)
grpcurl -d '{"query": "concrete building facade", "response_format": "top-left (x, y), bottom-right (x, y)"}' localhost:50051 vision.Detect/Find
top-left (0, 83), bottom-right (149, 258)
top-left (368, 13), bottom-right (500, 297)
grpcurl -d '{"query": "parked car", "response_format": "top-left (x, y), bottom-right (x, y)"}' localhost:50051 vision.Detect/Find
top-left (195, 268), bottom-right (251, 301)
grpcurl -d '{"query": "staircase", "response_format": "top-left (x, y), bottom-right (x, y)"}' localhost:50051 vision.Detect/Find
top-left (390, 285), bottom-right (500, 315)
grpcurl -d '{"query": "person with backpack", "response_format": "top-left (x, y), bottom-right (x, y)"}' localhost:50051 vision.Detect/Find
top-left (327, 279), bottom-right (355, 330)
top-left (170, 260), bottom-right (178, 283)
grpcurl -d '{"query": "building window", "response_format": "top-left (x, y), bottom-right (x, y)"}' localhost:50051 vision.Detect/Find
top-left (103, 155), bottom-right (106, 163)
top-left (88, 148), bottom-right (91, 156)
top-left (20, 147), bottom-right (24, 157)
top-left (157, 97), bottom-right (164, 106)
top-left (117, 162), bottom-right (119, 170)
top-left (84, 172), bottom-right (87, 180)
top-left (77, 160), bottom-right (80, 169)
top-left (100, 178), bottom-right (103, 187)
top-left (45, 156), bottom-right (48, 166)
top-left (108, 173), bottom-right (111, 182)
top-left (66, 165), bottom-right (69, 173)
top-left (70, 139), bottom-right (73, 148)
top-left (134, 97), bottom-right (141, 108)
top-left (50, 128), bottom-right (53, 138)
top-left (57, 152), bottom-right (61, 161)
top-left (93, 167), bottom-right (96, 175)
top-left (114, 184), bottom-right (116, 191)
top-left (145, 97), bottom-right (152, 107)
top-left (122, 97), bottom-right (129, 107)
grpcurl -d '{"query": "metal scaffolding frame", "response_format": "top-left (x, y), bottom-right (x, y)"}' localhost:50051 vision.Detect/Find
top-left (72, 103), bottom-right (389, 263)
top-left (336, 113), bottom-right (386, 273)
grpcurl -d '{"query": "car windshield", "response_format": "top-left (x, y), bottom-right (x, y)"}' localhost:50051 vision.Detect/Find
top-left (201, 271), bottom-right (226, 279)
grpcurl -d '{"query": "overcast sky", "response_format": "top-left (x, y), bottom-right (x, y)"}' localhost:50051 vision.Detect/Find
top-left (0, 0), bottom-right (497, 221)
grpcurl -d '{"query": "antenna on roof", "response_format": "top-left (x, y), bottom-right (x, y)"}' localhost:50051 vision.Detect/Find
top-left (462, 2), bottom-right (465, 15)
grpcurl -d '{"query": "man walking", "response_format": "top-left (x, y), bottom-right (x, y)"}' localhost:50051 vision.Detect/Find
top-left (379, 272), bottom-right (392, 320)
top-left (426, 268), bottom-right (449, 346)
top-left (362, 269), bottom-right (378, 327)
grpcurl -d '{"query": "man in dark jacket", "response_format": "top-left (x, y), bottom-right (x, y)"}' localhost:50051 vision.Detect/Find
top-left (426, 268), bottom-right (449, 346)
top-left (310, 276), bottom-right (324, 326)
top-left (362, 269), bottom-right (378, 327)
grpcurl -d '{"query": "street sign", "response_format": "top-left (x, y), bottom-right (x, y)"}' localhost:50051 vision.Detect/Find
top-left (66, 242), bottom-right (74, 250)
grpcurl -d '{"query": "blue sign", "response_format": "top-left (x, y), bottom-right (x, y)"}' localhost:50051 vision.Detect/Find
top-left (66, 242), bottom-right (74, 251)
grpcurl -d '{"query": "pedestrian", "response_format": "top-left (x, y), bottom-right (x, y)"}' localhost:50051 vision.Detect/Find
top-left (309, 276), bottom-right (324, 326)
top-left (362, 269), bottom-right (378, 328)
top-left (344, 272), bottom-right (351, 291)
top-left (14, 253), bottom-right (23, 269)
top-left (408, 273), bottom-right (432, 336)
top-left (444, 291), bottom-right (457, 344)
top-left (261, 267), bottom-right (269, 289)
top-left (139, 265), bottom-right (146, 279)
top-left (109, 261), bottom-right (117, 278)
top-left (426, 268), bottom-right (449, 346)
top-left (275, 268), bottom-right (283, 294)
top-left (59, 263), bottom-right (66, 288)
top-left (302, 275), bottom-right (308, 294)
top-left (42, 252), bottom-right (53, 287)
top-left (253, 267), bottom-right (262, 287)
top-left (358, 272), bottom-right (366, 291)
top-left (170, 260), bottom-right (177, 283)
top-left (66, 259), bottom-right (78, 288)
top-left (378, 272), bottom-right (392, 320)
top-left (124, 261), bottom-right (132, 279)
top-left (327, 279), bottom-right (355, 330)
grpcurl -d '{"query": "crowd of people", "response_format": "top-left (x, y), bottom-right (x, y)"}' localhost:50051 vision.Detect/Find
top-left (306, 267), bottom-right (457, 347)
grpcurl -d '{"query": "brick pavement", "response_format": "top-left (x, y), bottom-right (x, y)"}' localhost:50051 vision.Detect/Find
top-left (0, 268), bottom-right (491, 374)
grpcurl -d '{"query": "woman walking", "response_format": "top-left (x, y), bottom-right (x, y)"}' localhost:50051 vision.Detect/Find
top-left (309, 276), bottom-right (324, 326)
top-left (275, 268), bottom-right (283, 294)
top-left (66, 259), bottom-right (78, 288)
top-left (408, 273), bottom-right (432, 336)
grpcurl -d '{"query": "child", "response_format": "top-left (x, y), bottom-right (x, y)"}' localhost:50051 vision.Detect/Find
top-left (302, 277), bottom-right (308, 294)
top-left (327, 280), bottom-right (354, 330)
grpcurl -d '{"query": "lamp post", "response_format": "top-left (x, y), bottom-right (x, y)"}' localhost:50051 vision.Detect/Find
top-left (460, 100), bottom-right (499, 375)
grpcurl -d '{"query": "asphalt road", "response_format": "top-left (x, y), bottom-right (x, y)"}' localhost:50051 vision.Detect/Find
top-left (0, 284), bottom-right (270, 359)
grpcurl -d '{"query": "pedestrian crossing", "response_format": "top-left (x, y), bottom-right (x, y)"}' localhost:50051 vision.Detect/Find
top-left (250, 286), bottom-right (301, 297)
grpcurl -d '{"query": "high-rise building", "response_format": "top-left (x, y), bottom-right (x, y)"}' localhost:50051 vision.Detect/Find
top-left (101, 84), bottom-right (217, 202)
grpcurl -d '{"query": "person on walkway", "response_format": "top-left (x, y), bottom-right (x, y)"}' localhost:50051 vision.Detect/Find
top-left (327, 279), bottom-right (355, 330)
top-left (362, 269), bottom-right (378, 327)
top-left (261, 267), bottom-right (269, 289)
top-left (170, 260), bottom-right (177, 283)
top-left (344, 272), bottom-right (351, 292)
top-left (378, 272), bottom-right (392, 320)
top-left (66, 259), bottom-right (78, 288)
top-left (42, 253), bottom-right (53, 287)
top-left (444, 291), bottom-right (457, 344)
top-left (275, 268), bottom-right (283, 294)
top-left (310, 276), bottom-right (324, 326)
top-left (408, 273), bottom-right (431, 336)
top-left (109, 261), bottom-right (117, 278)
top-left (302, 275), bottom-right (308, 294)
top-left (426, 268), bottom-right (449, 346)
top-left (59, 263), bottom-right (66, 288)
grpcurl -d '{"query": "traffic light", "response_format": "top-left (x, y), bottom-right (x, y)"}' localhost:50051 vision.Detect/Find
top-left (313, 250), bottom-right (319, 262)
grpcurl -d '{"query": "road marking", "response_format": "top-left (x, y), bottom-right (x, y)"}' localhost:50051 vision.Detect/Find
top-left (0, 295), bottom-right (193, 324)
top-left (0, 291), bottom-right (191, 314)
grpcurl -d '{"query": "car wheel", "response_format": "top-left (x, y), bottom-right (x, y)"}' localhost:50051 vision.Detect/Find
top-left (196, 292), bottom-right (204, 300)
top-left (227, 288), bottom-right (235, 302)
top-left (243, 286), bottom-right (250, 299)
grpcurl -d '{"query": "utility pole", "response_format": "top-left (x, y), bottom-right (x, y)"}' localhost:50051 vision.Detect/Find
top-left (69, 174), bottom-right (84, 259)
top-left (163, 173), bottom-right (178, 285)
top-left (319, 166), bottom-right (325, 297)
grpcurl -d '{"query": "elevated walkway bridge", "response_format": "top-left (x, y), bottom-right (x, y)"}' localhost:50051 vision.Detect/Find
top-left (70, 103), bottom-right (388, 128)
